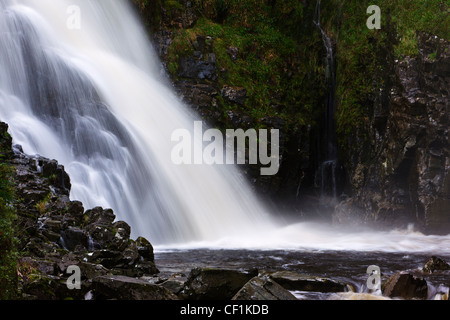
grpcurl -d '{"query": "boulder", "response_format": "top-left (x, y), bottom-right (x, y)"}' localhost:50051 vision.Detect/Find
top-left (92, 275), bottom-right (178, 300)
top-left (39, 158), bottom-right (71, 194)
top-left (60, 226), bottom-right (89, 251)
top-left (382, 272), bottom-right (428, 299)
top-left (67, 201), bottom-right (84, 224)
top-left (160, 273), bottom-right (187, 295)
top-left (422, 256), bottom-right (450, 273)
top-left (102, 221), bottom-right (131, 252)
top-left (269, 271), bottom-right (351, 293)
top-left (87, 226), bottom-right (115, 249)
top-left (136, 236), bottom-right (155, 261)
top-left (85, 207), bottom-right (116, 226)
top-left (232, 276), bottom-right (298, 300)
top-left (179, 267), bottom-right (258, 300)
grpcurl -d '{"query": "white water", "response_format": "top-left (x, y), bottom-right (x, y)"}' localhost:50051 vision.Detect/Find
top-left (0, 0), bottom-right (449, 253)
top-left (0, 0), bottom-right (275, 244)
top-left (156, 222), bottom-right (450, 254)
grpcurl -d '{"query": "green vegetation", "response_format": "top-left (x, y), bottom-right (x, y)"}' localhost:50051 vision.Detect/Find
top-left (0, 130), bottom-right (17, 300)
top-left (321, 0), bottom-right (449, 159)
top-left (143, 0), bottom-right (327, 129)
top-left (134, 0), bottom-right (448, 159)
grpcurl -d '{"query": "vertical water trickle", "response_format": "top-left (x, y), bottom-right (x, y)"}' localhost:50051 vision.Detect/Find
top-left (313, 0), bottom-right (343, 207)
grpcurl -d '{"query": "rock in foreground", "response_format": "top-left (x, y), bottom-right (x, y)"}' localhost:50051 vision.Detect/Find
top-left (179, 267), bottom-right (258, 300)
top-left (232, 276), bottom-right (297, 300)
top-left (269, 271), bottom-right (352, 293)
top-left (92, 275), bottom-right (178, 300)
top-left (382, 272), bottom-right (428, 299)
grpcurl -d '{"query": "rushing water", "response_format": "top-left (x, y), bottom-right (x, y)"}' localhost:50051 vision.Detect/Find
top-left (0, 1), bottom-right (449, 300)
top-left (154, 248), bottom-right (450, 300)
top-left (0, 0), bottom-right (275, 245)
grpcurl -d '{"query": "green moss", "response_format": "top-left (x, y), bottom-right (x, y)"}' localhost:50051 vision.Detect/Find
top-left (321, 0), bottom-right (449, 159)
top-left (0, 132), bottom-right (18, 299)
top-left (166, 1), bottom-right (325, 129)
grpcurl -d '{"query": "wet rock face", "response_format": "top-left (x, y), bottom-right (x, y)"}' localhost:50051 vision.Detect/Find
top-left (337, 33), bottom-right (449, 234)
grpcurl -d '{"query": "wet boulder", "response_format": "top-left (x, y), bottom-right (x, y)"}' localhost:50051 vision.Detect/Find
top-left (422, 256), bottom-right (450, 274)
top-left (60, 226), bottom-right (89, 251)
top-left (179, 267), bottom-right (258, 300)
top-left (160, 273), bottom-right (187, 295)
top-left (382, 272), bottom-right (428, 299)
top-left (67, 201), bottom-right (84, 224)
top-left (39, 158), bottom-right (71, 195)
top-left (232, 276), bottom-right (297, 300)
top-left (85, 207), bottom-right (116, 226)
top-left (136, 236), bottom-right (155, 261)
top-left (269, 271), bottom-right (351, 293)
top-left (92, 275), bottom-right (178, 300)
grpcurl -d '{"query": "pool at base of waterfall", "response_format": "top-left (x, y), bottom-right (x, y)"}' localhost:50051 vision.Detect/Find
top-left (154, 249), bottom-right (450, 300)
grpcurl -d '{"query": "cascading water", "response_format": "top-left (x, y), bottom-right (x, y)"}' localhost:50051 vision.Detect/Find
top-left (0, 0), bottom-right (275, 245)
top-left (0, 0), bottom-right (449, 253)
top-left (313, 0), bottom-right (343, 206)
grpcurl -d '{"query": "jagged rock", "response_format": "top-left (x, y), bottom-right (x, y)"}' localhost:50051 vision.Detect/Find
top-left (118, 242), bottom-right (140, 266)
top-left (113, 221), bottom-right (131, 239)
top-left (232, 276), bottom-right (298, 300)
top-left (179, 267), bottom-right (258, 300)
top-left (136, 236), bottom-right (155, 261)
top-left (88, 249), bottom-right (123, 269)
top-left (39, 158), bottom-right (71, 195)
top-left (85, 207), bottom-right (116, 226)
top-left (382, 272), bottom-right (428, 299)
top-left (67, 201), bottom-right (84, 223)
top-left (78, 262), bottom-right (109, 280)
top-left (132, 261), bottom-right (160, 277)
top-left (92, 275), bottom-right (178, 300)
top-left (422, 256), bottom-right (450, 274)
top-left (159, 273), bottom-right (187, 295)
top-left (269, 271), bottom-right (351, 293)
top-left (60, 227), bottom-right (89, 251)
top-left (110, 221), bottom-right (132, 251)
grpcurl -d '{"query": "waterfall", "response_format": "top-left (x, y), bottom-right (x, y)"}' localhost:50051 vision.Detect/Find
top-left (1, 0), bottom-right (449, 252)
top-left (313, 0), bottom-right (343, 205)
top-left (0, 0), bottom-right (275, 245)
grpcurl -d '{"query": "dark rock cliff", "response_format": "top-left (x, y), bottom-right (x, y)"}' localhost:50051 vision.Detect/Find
top-left (335, 33), bottom-right (449, 234)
